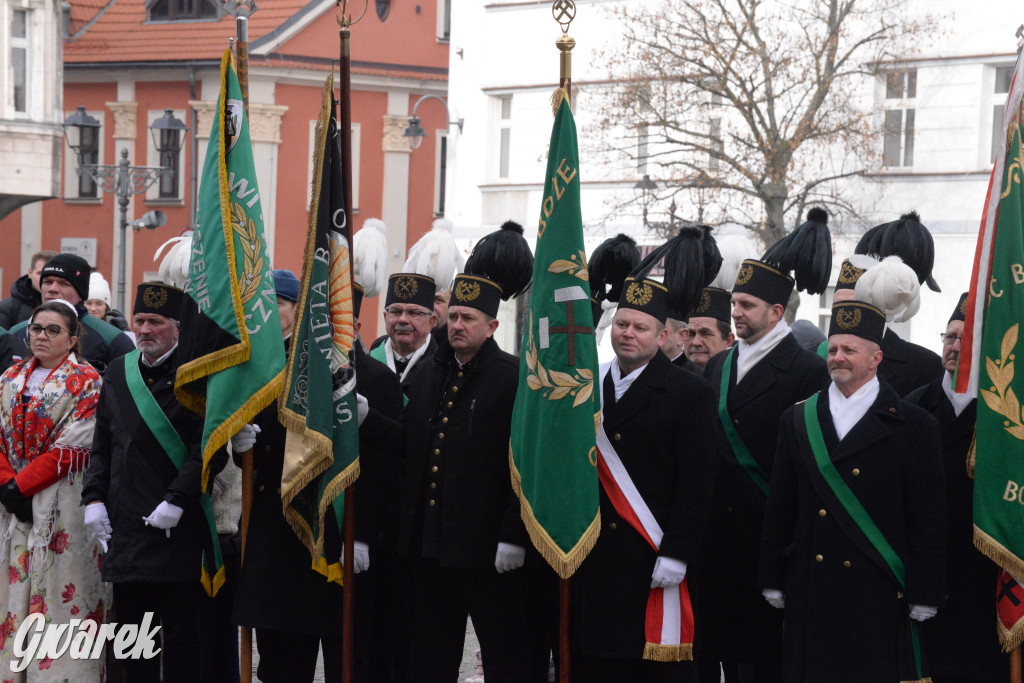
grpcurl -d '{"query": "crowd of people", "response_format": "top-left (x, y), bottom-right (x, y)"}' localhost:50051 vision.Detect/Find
top-left (0, 206), bottom-right (1004, 683)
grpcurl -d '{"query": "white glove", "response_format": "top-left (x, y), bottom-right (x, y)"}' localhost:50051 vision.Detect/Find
top-left (762, 589), bottom-right (785, 609)
top-left (356, 393), bottom-right (369, 426)
top-left (494, 542), bottom-right (526, 574)
top-left (909, 604), bottom-right (937, 622)
top-left (83, 502), bottom-right (112, 553)
top-left (650, 556), bottom-right (687, 588)
top-left (142, 501), bottom-right (184, 538)
top-left (230, 423), bottom-right (261, 452)
top-left (342, 541), bottom-right (371, 573)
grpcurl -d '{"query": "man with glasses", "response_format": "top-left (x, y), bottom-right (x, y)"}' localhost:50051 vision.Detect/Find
top-left (907, 293), bottom-right (1010, 682)
top-left (0, 254), bottom-right (134, 375)
top-left (370, 273), bottom-right (438, 390)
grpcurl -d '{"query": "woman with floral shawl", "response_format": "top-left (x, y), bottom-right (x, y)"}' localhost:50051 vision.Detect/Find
top-left (0, 300), bottom-right (107, 681)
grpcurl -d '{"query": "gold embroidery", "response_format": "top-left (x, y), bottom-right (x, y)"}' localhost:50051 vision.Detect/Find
top-left (454, 280), bottom-right (481, 302)
top-left (393, 276), bottom-right (418, 300)
top-left (625, 281), bottom-right (653, 307)
top-left (735, 265), bottom-right (753, 286)
top-left (142, 286), bottom-right (168, 310)
top-left (835, 307), bottom-right (862, 330)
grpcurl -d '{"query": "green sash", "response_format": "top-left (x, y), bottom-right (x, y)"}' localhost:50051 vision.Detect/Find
top-left (123, 349), bottom-right (225, 596)
top-left (816, 340), bottom-right (828, 360)
top-left (717, 347), bottom-right (770, 496)
top-left (369, 342), bottom-right (409, 406)
top-left (798, 393), bottom-right (926, 682)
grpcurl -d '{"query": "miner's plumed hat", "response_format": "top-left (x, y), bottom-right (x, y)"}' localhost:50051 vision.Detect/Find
top-left (134, 282), bottom-right (184, 320)
top-left (828, 300), bottom-right (885, 346)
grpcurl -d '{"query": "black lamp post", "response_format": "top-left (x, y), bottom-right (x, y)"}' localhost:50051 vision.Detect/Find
top-left (63, 106), bottom-right (188, 312)
top-left (402, 94), bottom-right (463, 151)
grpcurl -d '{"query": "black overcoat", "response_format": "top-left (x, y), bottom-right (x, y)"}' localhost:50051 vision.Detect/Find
top-left (232, 344), bottom-right (403, 634)
top-left (907, 379), bottom-right (1010, 681)
top-left (691, 333), bottom-right (828, 661)
top-left (879, 328), bottom-right (943, 397)
top-left (574, 352), bottom-right (717, 659)
top-left (759, 382), bottom-right (946, 682)
top-left (671, 351), bottom-right (703, 376)
top-left (82, 350), bottom-right (226, 582)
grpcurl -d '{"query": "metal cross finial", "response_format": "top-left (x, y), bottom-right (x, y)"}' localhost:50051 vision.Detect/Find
top-left (223, 0), bottom-right (257, 18)
top-left (552, 0), bottom-right (576, 34)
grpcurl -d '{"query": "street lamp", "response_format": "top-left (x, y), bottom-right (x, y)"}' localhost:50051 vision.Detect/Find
top-left (402, 94), bottom-right (463, 151)
top-left (62, 106), bottom-right (188, 312)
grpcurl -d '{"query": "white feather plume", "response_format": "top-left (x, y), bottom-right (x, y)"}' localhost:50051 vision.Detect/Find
top-left (153, 232), bottom-right (193, 289)
top-left (711, 230), bottom-right (760, 290)
top-left (353, 218), bottom-right (389, 298)
top-left (854, 255), bottom-right (921, 323)
top-left (403, 217), bottom-right (465, 292)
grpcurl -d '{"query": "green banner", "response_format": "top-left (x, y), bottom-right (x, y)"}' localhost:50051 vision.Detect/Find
top-left (174, 48), bottom-right (286, 491)
top-left (278, 74), bottom-right (360, 583)
top-left (974, 97), bottom-right (1024, 579)
top-left (510, 92), bottom-right (600, 579)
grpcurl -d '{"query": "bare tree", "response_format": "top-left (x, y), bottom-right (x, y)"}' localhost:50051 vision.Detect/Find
top-left (590, 0), bottom-right (936, 246)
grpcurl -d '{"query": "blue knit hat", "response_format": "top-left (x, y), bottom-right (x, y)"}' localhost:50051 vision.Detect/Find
top-left (273, 269), bottom-right (300, 303)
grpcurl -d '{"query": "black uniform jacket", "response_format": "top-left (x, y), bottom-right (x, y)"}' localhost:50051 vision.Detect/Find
top-left (692, 332), bottom-right (828, 661)
top-left (233, 343), bottom-right (404, 634)
top-left (574, 351), bottom-right (717, 659)
top-left (670, 350), bottom-right (703, 376)
top-left (370, 332), bottom-right (438, 395)
top-left (83, 349), bottom-right (227, 583)
top-left (0, 303), bottom-right (135, 375)
top-left (759, 381), bottom-right (945, 683)
top-left (362, 336), bottom-right (526, 567)
top-left (907, 379), bottom-right (1009, 680)
top-left (879, 327), bottom-right (943, 397)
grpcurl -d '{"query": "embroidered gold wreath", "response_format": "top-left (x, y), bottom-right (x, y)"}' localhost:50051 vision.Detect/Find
top-left (625, 282), bottom-right (653, 307)
top-left (547, 251), bottom-right (590, 282)
top-left (960, 297), bottom-right (969, 316)
top-left (693, 290), bottom-right (711, 314)
top-left (231, 202), bottom-right (263, 305)
top-left (524, 312), bottom-right (594, 408)
top-left (979, 323), bottom-right (1024, 440)
top-left (393, 276), bottom-right (418, 300)
top-left (835, 307), bottom-right (862, 330)
top-left (735, 265), bottom-right (753, 286)
top-left (454, 280), bottom-right (481, 302)
top-left (838, 261), bottom-right (864, 285)
top-left (142, 286), bottom-right (168, 310)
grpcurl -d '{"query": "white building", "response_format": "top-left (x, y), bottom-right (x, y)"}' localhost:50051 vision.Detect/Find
top-left (444, 0), bottom-right (1021, 356)
top-left (0, 0), bottom-right (65, 224)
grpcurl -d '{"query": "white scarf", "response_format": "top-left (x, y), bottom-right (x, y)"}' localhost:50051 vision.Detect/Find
top-left (942, 371), bottom-right (975, 418)
top-left (383, 336), bottom-right (431, 380)
top-left (610, 360), bottom-right (647, 402)
top-left (828, 376), bottom-right (880, 441)
top-left (735, 319), bottom-right (790, 383)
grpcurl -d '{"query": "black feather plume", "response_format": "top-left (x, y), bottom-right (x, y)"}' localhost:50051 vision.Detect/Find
top-left (855, 211), bottom-right (940, 292)
top-left (588, 234), bottom-right (640, 304)
top-left (762, 208), bottom-right (832, 294)
top-left (464, 220), bottom-right (534, 299)
top-left (629, 226), bottom-right (721, 318)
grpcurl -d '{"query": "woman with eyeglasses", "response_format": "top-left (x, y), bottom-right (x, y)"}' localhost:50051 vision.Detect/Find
top-left (0, 299), bottom-right (107, 679)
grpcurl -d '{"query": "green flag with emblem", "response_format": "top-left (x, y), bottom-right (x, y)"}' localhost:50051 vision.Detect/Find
top-left (174, 48), bottom-right (286, 546)
top-left (509, 92), bottom-right (600, 579)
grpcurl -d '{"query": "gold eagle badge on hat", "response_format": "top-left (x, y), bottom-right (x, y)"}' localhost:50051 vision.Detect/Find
top-left (393, 276), bottom-right (419, 300)
top-left (836, 307), bottom-right (862, 330)
top-left (454, 280), bottom-right (481, 302)
top-left (625, 281), bottom-right (653, 307)
top-left (143, 285), bottom-right (169, 310)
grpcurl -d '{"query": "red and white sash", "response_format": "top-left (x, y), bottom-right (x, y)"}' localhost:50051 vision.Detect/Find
top-left (595, 422), bottom-right (695, 661)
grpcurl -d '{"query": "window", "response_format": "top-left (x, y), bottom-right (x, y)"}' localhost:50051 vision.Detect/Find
top-left (882, 69), bottom-right (916, 168)
top-left (64, 111), bottom-right (103, 200)
top-left (437, 0), bottom-right (451, 41)
top-left (817, 288), bottom-right (834, 334)
top-left (11, 9), bottom-right (28, 114)
top-left (497, 96), bottom-right (512, 179)
top-left (146, 110), bottom-right (186, 202)
top-left (992, 65), bottom-right (1014, 163)
top-left (435, 131), bottom-right (448, 216)
top-left (147, 0), bottom-right (218, 22)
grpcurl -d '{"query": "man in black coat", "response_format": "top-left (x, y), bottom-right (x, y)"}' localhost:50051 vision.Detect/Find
top-left (907, 293), bottom-right (1010, 683)
top-left (0, 249), bottom-right (54, 329)
top-left (662, 316), bottom-right (701, 375)
top-left (759, 300), bottom-right (945, 682)
top-left (362, 272), bottom-right (531, 683)
top-left (878, 327), bottom-right (944, 397)
top-left (231, 270), bottom-right (404, 683)
top-left (684, 287), bottom-right (734, 371)
top-left (368, 272), bottom-right (439, 392)
top-left (0, 254), bottom-right (135, 374)
top-left (574, 277), bottom-right (716, 683)
top-left (692, 260), bottom-right (827, 683)
top-left (82, 282), bottom-right (226, 682)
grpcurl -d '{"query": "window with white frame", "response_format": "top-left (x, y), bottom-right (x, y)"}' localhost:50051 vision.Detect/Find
top-left (497, 95), bottom-right (512, 179)
top-left (146, 109), bottom-right (187, 201)
top-left (882, 69), bottom-right (916, 168)
top-left (437, 0), bottom-right (451, 41)
top-left (816, 287), bottom-right (834, 333)
top-left (63, 111), bottom-right (103, 200)
top-left (10, 9), bottom-right (29, 114)
top-left (992, 65), bottom-right (1014, 163)
top-left (434, 130), bottom-right (448, 216)
top-left (307, 121), bottom-right (360, 212)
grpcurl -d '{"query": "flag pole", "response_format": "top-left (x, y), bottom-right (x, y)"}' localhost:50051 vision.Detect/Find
top-left (1012, 646), bottom-right (1021, 683)
top-left (337, 3), bottom-right (359, 682)
top-left (552, 3), bottom-right (577, 681)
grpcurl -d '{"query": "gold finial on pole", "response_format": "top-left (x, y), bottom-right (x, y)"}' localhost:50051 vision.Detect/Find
top-left (551, 0), bottom-right (577, 113)
top-left (336, 0), bottom-right (368, 29)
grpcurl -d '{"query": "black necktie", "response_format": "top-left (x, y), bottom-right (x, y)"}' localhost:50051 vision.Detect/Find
top-left (394, 357), bottom-right (410, 375)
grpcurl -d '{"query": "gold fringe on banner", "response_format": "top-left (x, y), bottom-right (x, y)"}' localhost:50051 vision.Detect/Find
top-left (974, 525), bottom-right (1024, 592)
top-left (642, 642), bottom-right (692, 662)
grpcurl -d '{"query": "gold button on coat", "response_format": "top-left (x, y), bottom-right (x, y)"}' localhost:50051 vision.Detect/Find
top-left (438, 433), bottom-right (445, 439)
top-left (609, 522), bottom-right (617, 530)
top-left (818, 509), bottom-right (827, 517)
top-left (428, 500), bottom-right (436, 507)
top-left (442, 417), bottom-right (448, 424)
top-left (613, 433), bottom-right (621, 441)
top-left (852, 468), bottom-right (861, 477)
top-left (843, 561), bottom-right (852, 568)
top-left (815, 554), bottom-right (823, 563)
top-left (431, 465), bottom-right (438, 472)
top-left (433, 449), bottom-right (440, 456)
top-left (452, 386), bottom-right (459, 393)
top-left (430, 483), bottom-right (436, 489)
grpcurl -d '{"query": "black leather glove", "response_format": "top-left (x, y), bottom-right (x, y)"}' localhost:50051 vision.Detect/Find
top-left (0, 480), bottom-right (32, 524)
